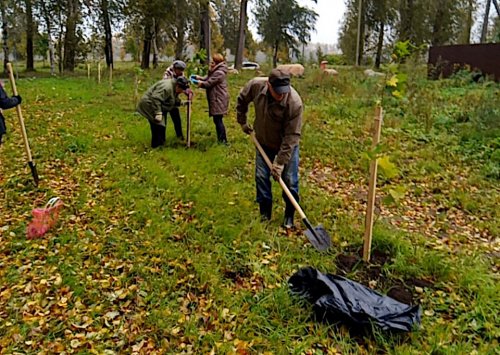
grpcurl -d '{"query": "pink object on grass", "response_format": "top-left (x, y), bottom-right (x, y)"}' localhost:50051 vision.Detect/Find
top-left (27, 197), bottom-right (63, 239)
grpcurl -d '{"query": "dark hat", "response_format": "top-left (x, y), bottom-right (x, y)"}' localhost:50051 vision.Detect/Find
top-left (268, 68), bottom-right (291, 94)
top-left (175, 76), bottom-right (190, 90)
top-left (173, 60), bottom-right (186, 70)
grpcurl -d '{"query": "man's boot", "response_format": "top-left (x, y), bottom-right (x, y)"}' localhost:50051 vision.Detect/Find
top-left (282, 204), bottom-right (295, 229)
top-left (259, 201), bottom-right (272, 221)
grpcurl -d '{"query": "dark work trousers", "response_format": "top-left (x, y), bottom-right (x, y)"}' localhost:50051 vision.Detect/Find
top-left (164, 108), bottom-right (184, 139)
top-left (212, 115), bottom-right (227, 143)
top-left (149, 121), bottom-right (166, 148)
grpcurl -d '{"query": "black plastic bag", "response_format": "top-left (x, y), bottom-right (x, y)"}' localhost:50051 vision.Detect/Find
top-left (289, 267), bottom-right (421, 332)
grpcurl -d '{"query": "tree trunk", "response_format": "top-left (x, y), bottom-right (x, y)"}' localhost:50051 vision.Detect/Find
top-left (102, 0), bottom-right (113, 68)
top-left (141, 22), bottom-right (152, 69)
top-left (63, 0), bottom-right (79, 72)
top-left (272, 40), bottom-right (279, 68)
top-left (58, 11), bottom-right (63, 73)
top-left (26, 0), bottom-right (34, 71)
top-left (432, 7), bottom-right (445, 46)
top-left (460, 0), bottom-right (474, 44)
top-left (1, 1), bottom-right (9, 73)
top-left (375, 22), bottom-right (384, 68)
top-left (400, 0), bottom-right (413, 41)
top-left (235, 0), bottom-right (247, 70)
top-left (201, 1), bottom-right (211, 64)
top-left (152, 18), bottom-right (159, 68)
top-left (40, 0), bottom-right (56, 75)
top-left (201, 0), bottom-right (211, 65)
top-left (481, 0), bottom-right (491, 42)
top-left (174, 0), bottom-right (186, 59)
top-left (357, 1), bottom-right (365, 66)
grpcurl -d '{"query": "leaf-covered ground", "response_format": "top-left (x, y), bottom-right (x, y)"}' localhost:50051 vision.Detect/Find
top-left (1, 64), bottom-right (499, 354)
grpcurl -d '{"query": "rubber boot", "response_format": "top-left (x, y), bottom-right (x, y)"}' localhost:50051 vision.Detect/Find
top-left (282, 204), bottom-right (295, 229)
top-left (259, 201), bottom-right (272, 221)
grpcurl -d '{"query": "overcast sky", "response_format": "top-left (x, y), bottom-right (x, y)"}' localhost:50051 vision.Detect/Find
top-left (298, 0), bottom-right (347, 45)
top-left (249, 0), bottom-right (347, 45)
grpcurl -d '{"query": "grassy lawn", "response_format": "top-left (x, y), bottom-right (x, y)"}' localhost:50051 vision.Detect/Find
top-left (0, 62), bottom-right (499, 354)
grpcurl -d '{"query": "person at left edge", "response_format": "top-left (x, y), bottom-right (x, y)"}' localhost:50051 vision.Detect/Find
top-left (0, 80), bottom-right (22, 147)
top-left (136, 77), bottom-right (191, 148)
top-left (162, 60), bottom-right (193, 140)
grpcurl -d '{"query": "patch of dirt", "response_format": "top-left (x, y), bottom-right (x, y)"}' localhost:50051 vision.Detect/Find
top-left (335, 249), bottom-right (427, 306)
top-left (222, 265), bottom-right (252, 283)
top-left (387, 283), bottom-right (414, 305)
top-left (407, 277), bottom-right (434, 289)
top-left (336, 254), bottom-right (360, 274)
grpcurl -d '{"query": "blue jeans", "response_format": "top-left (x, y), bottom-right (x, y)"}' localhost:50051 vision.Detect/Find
top-left (255, 145), bottom-right (299, 212)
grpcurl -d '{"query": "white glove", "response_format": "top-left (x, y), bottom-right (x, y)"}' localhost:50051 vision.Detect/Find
top-left (154, 114), bottom-right (163, 122)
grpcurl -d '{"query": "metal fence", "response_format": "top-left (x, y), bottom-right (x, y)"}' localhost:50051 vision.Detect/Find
top-left (428, 43), bottom-right (500, 82)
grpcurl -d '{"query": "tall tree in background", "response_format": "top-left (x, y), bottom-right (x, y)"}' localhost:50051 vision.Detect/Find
top-left (63, 0), bottom-right (80, 71)
top-left (235, 0), bottom-right (247, 69)
top-left (0, 0), bottom-right (9, 72)
top-left (39, 0), bottom-right (58, 75)
top-left (214, 0), bottom-right (239, 53)
top-left (458, 0), bottom-right (476, 44)
top-left (339, 0), bottom-right (368, 65)
top-left (169, 0), bottom-right (189, 59)
top-left (101, 0), bottom-right (113, 68)
top-left (254, 0), bottom-right (317, 67)
top-left (201, 0), bottom-right (211, 64)
top-left (430, 0), bottom-right (461, 46)
top-left (26, 0), bottom-right (35, 71)
top-left (126, 0), bottom-right (172, 69)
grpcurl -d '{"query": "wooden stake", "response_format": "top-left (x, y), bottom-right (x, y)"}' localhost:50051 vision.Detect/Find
top-left (87, 64), bottom-right (90, 79)
top-left (186, 101), bottom-right (191, 148)
top-left (98, 62), bottom-right (101, 84)
top-left (363, 106), bottom-right (383, 262)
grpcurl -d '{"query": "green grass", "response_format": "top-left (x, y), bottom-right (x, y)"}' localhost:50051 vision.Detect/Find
top-left (0, 63), bottom-right (499, 354)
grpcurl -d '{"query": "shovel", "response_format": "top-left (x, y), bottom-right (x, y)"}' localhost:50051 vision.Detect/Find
top-left (7, 63), bottom-right (39, 186)
top-left (250, 132), bottom-right (331, 251)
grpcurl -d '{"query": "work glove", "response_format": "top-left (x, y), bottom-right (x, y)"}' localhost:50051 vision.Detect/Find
top-left (240, 123), bottom-right (253, 134)
top-left (190, 77), bottom-right (199, 85)
top-left (190, 74), bottom-right (198, 80)
top-left (185, 88), bottom-right (194, 101)
top-left (154, 114), bottom-right (163, 122)
top-left (271, 162), bottom-right (284, 182)
top-left (14, 95), bottom-right (22, 105)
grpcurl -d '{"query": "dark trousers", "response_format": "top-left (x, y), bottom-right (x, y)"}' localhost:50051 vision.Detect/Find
top-left (212, 115), bottom-right (227, 143)
top-left (149, 121), bottom-right (166, 148)
top-left (164, 108), bottom-right (183, 139)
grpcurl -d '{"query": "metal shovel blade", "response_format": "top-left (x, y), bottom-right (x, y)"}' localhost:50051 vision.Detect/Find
top-left (303, 220), bottom-right (331, 251)
top-left (29, 161), bottom-right (39, 186)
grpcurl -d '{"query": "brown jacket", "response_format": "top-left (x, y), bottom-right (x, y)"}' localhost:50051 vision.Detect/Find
top-left (237, 77), bottom-right (303, 165)
top-left (199, 62), bottom-right (229, 116)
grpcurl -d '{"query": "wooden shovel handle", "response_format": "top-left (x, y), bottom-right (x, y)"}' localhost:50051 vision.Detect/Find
top-left (249, 132), bottom-right (306, 220)
top-left (6, 63), bottom-right (33, 162)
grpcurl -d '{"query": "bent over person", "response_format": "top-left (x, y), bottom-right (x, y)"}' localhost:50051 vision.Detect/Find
top-left (136, 77), bottom-right (191, 148)
top-left (236, 68), bottom-right (303, 228)
top-left (0, 81), bottom-right (22, 146)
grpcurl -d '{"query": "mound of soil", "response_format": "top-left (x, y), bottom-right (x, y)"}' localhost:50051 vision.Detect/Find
top-left (335, 249), bottom-right (434, 306)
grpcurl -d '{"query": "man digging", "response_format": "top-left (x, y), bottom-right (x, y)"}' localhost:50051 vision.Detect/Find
top-left (237, 68), bottom-right (303, 228)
